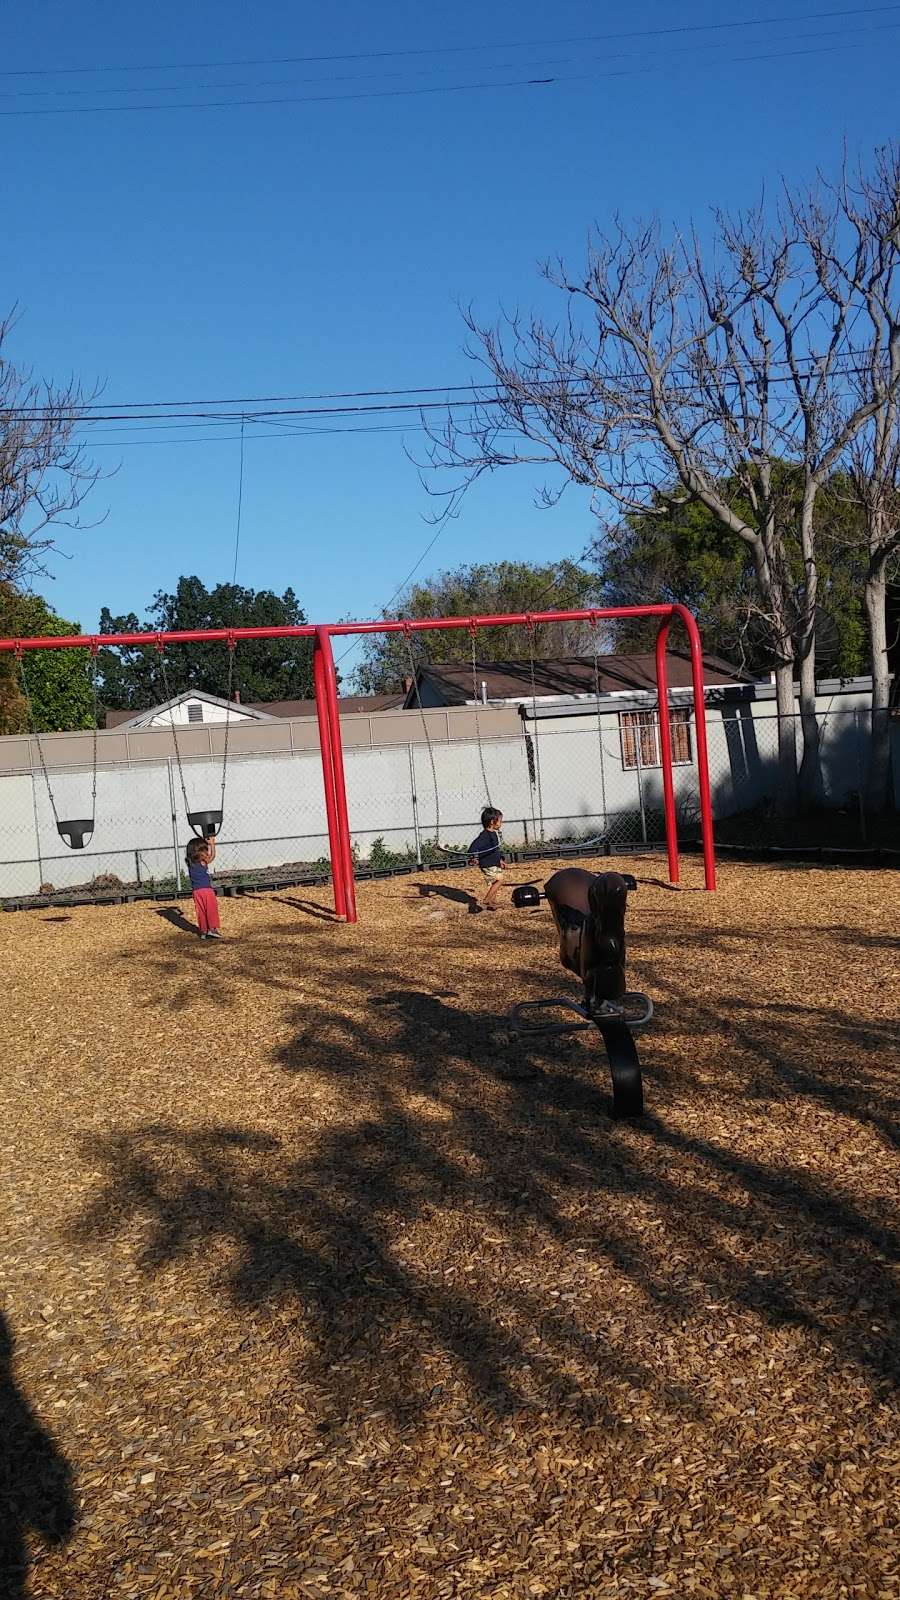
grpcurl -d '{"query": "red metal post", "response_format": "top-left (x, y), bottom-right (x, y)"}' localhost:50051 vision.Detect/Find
top-left (315, 626), bottom-right (357, 924)
top-left (313, 644), bottom-right (347, 920)
top-left (672, 604), bottom-right (717, 891)
top-left (654, 618), bottom-right (680, 887)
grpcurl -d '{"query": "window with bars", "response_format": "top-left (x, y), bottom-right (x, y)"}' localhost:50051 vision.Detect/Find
top-left (619, 708), bottom-right (692, 769)
top-left (187, 702), bottom-right (204, 724)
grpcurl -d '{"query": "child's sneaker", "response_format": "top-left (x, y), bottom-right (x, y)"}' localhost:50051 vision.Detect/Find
top-left (206, 929), bottom-right (222, 939)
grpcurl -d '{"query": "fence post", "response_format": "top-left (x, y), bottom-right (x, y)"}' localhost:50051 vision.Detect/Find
top-left (635, 727), bottom-right (648, 844)
top-left (597, 715), bottom-right (608, 839)
top-left (30, 770), bottom-right (44, 891)
top-left (535, 720), bottom-right (545, 842)
top-left (855, 707), bottom-right (868, 846)
top-left (408, 744), bottom-right (422, 867)
top-left (167, 759), bottom-right (183, 893)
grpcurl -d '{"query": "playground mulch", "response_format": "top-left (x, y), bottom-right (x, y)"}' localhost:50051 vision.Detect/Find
top-left (1, 857), bottom-right (898, 1600)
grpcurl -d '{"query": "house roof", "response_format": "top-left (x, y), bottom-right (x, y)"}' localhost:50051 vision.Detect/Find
top-left (404, 650), bottom-right (749, 708)
top-left (105, 691), bottom-right (278, 730)
top-left (243, 693), bottom-right (406, 719)
top-left (104, 689), bottom-right (406, 728)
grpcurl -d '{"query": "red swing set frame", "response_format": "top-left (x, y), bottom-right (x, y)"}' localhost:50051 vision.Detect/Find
top-left (0, 604), bottom-right (716, 919)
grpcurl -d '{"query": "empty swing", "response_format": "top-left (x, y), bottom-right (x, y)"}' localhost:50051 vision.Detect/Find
top-left (403, 621), bottom-right (497, 866)
top-left (524, 618), bottom-right (545, 843)
top-left (158, 638), bottom-right (235, 838)
top-left (403, 626), bottom-right (442, 851)
top-left (18, 644), bottom-right (100, 850)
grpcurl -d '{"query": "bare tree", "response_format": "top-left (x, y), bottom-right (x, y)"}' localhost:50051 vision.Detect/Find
top-left (425, 163), bottom-right (899, 814)
top-left (0, 310), bottom-right (102, 591)
top-left (829, 148), bottom-right (900, 815)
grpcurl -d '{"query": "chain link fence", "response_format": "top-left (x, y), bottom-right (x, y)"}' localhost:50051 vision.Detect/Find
top-left (702, 706), bottom-right (897, 850)
top-left (1, 703), bottom-right (895, 902)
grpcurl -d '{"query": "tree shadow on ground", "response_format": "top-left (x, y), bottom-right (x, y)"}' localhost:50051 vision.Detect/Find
top-left (70, 930), bottom-right (899, 1439)
top-left (632, 958), bottom-right (900, 1151)
top-left (0, 1311), bottom-right (75, 1600)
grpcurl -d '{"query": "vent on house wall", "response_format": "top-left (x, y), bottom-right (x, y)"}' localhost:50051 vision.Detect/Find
top-left (187, 702), bottom-right (204, 723)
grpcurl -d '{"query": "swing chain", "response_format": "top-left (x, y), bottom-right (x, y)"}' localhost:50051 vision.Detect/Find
top-left (526, 615), bottom-right (544, 841)
top-left (220, 634), bottom-right (236, 813)
top-left (89, 641), bottom-right (100, 814)
top-left (157, 640), bottom-right (191, 820)
top-left (468, 620), bottom-right (492, 806)
top-left (589, 611), bottom-right (610, 836)
top-left (157, 634), bottom-right (235, 832)
top-left (16, 645), bottom-right (61, 829)
top-left (402, 623), bottom-right (440, 847)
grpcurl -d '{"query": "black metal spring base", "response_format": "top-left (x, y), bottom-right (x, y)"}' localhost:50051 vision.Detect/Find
top-left (508, 996), bottom-right (648, 1118)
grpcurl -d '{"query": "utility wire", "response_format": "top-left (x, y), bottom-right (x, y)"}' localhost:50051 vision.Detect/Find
top-left (2, 21), bottom-right (896, 98)
top-left (232, 416), bottom-right (245, 585)
top-left (3, 4), bottom-right (896, 76)
top-left (7, 345), bottom-right (890, 420)
top-left (10, 357), bottom-right (893, 428)
top-left (334, 523), bottom-right (449, 668)
top-left (0, 27), bottom-right (895, 117)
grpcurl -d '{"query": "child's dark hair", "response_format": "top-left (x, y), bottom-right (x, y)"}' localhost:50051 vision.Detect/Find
top-left (185, 837), bottom-right (208, 866)
top-left (481, 806), bottom-right (502, 830)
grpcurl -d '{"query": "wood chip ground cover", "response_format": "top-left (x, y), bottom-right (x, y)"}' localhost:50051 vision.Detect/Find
top-left (1, 858), bottom-right (898, 1599)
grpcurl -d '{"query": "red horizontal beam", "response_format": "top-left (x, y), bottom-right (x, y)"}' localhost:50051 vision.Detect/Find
top-left (0, 605), bottom-right (677, 654)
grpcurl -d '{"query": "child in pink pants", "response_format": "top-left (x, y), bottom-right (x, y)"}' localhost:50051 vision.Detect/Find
top-left (186, 837), bottom-right (221, 940)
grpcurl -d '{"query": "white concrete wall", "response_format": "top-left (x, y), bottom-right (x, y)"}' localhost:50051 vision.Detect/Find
top-left (0, 695), bottom-right (893, 898)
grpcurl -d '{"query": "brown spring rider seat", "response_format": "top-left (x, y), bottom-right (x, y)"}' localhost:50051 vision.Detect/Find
top-left (509, 869), bottom-right (651, 1118)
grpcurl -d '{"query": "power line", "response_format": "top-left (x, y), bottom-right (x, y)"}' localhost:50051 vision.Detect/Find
top-left (11, 341), bottom-right (886, 418)
top-left (231, 417), bottom-right (245, 585)
top-left (0, 68), bottom-right (680, 118)
top-left (334, 523), bottom-right (450, 669)
top-left (47, 383), bottom-right (493, 412)
top-left (2, 21), bottom-right (895, 100)
top-left (3, 4), bottom-right (895, 77)
top-left (8, 351), bottom-right (892, 428)
top-left (0, 25), bottom-right (896, 117)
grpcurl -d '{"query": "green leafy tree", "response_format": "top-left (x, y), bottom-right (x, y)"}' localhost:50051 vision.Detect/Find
top-left (0, 588), bottom-right (95, 733)
top-left (592, 478), bottom-right (868, 679)
top-left (97, 577), bottom-right (314, 710)
top-left (355, 559), bottom-right (601, 693)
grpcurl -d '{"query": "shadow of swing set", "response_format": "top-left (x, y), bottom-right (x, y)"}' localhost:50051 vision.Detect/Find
top-left (7, 606), bottom-right (715, 1119)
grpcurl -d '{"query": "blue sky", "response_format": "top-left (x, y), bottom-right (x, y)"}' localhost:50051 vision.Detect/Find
top-left (5, 0), bottom-right (899, 677)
